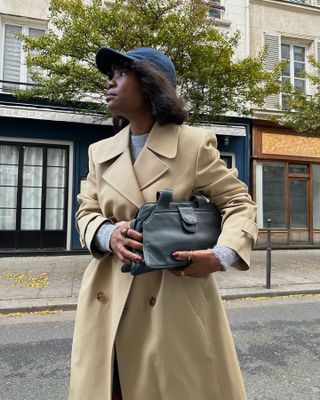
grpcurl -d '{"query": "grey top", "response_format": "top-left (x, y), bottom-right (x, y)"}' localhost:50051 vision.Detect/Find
top-left (93, 133), bottom-right (238, 269)
top-left (130, 133), bottom-right (150, 163)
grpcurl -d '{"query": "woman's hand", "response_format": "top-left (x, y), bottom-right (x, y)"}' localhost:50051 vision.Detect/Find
top-left (110, 221), bottom-right (143, 265)
top-left (170, 249), bottom-right (224, 278)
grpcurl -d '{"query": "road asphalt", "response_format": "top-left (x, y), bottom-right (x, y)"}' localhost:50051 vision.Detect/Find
top-left (0, 249), bottom-right (319, 314)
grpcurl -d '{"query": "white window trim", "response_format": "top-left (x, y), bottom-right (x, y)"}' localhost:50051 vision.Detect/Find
top-left (0, 136), bottom-right (74, 251)
top-left (0, 18), bottom-right (46, 86)
top-left (256, 163), bottom-right (264, 229)
top-left (220, 152), bottom-right (236, 168)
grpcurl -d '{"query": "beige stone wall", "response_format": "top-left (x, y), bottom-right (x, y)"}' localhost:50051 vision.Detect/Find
top-left (250, 0), bottom-right (320, 56)
top-left (217, 0), bottom-right (250, 59)
top-left (0, 0), bottom-right (49, 20)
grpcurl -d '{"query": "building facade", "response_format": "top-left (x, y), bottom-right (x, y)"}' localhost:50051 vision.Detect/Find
top-left (0, 0), bottom-right (114, 253)
top-left (250, 0), bottom-right (320, 247)
top-left (207, 0), bottom-right (253, 187)
top-left (0, 0), bottom-right (253, 254)
top-left (209, 0), bottom-right (251, 59)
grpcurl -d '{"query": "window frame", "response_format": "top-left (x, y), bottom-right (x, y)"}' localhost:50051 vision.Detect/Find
top-left (0, 136), bottom-right (73, 251)
top-left (220, 152), bottom-right (235, 169)
top-left (207, 1), bottom-right (225, 20)
top-left (280, 41), bottom-right (310, 108)
top-left (0, 19), bottom-right (46, 89)
top-left (255, 160), bottom-right (313, 230)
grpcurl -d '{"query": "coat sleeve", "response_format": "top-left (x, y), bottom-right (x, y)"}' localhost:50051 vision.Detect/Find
top-left (194, 132), bottom-right (258, 270)
top-left (75, 145), bottom-right (114, 260)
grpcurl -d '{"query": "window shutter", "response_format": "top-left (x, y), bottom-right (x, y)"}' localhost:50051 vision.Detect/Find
top-left (317, 40), bottom-right (320, 92)
top-left (3, 25), bottom-right (22, 84)
top-left (264, 33), bottom-right (281, 109)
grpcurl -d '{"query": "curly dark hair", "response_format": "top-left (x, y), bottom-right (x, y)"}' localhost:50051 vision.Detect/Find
top-left (112, 60), bottom-right (187, 133)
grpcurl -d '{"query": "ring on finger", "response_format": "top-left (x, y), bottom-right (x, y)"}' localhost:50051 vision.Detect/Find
top-left (121, 227), bottom-right (128, 237)
top-left (187, 251), bottom-right (193, 262)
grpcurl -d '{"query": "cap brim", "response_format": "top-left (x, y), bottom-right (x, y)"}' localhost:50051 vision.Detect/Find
top-left (96, 48), bottom-right (135, 76)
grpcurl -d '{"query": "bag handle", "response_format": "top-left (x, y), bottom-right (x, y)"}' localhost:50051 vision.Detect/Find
top-left (190, 193), bottom-right (209, 207)
top-left (156, 189), bottom-right (174, 209)
top-left (156, 189), bottom-right (209, 209)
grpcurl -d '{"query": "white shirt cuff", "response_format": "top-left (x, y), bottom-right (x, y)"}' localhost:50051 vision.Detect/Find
top-left (211, 245), bottom-right (239, 271)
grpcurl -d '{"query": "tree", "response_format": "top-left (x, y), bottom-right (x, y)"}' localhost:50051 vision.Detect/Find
top-left (20, 0), bottom-right (281, 122)
top-left (278, 55), bottom-right (320, 134)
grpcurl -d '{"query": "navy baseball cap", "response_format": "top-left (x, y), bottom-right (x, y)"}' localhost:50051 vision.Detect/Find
top-left (96, 47), bottom-right (177, 88)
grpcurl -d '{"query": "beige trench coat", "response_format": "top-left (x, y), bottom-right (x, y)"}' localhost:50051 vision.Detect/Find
top-left (69, 122), bottom-right (258, 400)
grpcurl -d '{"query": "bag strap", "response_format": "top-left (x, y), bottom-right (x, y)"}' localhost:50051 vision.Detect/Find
top-left (191, 193), bottom-right (209, 207)
top-left (156, 189), bottom-right (174, 209)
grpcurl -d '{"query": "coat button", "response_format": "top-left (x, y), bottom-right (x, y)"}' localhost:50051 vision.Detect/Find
top-left (96, 292), bottom-right (106, 302)
top-left (149, 296), bottom-right (157, 307)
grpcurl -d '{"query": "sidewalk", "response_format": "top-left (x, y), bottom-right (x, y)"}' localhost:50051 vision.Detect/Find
top-left (0, 249), bottom-right (319, 314)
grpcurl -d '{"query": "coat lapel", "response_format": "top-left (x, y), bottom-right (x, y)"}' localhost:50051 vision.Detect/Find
top-left (134, 122), bottom-right (180, 190)
top-left (97, 126), bottom-right (144, 208)
top-left (103, 149), bottom-right (145, 208)
top-left (98, 122), bottom-right (180, 206)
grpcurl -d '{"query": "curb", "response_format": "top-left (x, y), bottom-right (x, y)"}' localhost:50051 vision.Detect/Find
top-left (0, 298), bottom-right (78, 315)
top-left (221, 287), bottom-right (320, 300)
top-left (1, 287), bottom-right (320, 314)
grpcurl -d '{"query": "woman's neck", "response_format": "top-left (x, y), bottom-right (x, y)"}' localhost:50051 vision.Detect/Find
top-left (129, 112), bottom-right (156, 135)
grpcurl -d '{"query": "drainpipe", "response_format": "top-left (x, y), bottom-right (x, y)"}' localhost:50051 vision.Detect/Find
top-left (245, 0), bottom-right (250, 57)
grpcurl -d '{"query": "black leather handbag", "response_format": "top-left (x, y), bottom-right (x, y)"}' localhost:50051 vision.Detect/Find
top-left (121, 189), bottom-right (222, 276)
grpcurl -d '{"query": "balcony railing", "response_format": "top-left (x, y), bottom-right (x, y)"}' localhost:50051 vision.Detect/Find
top-left (284, 0), bottom-right (320, 6)
top-left (290, 0), bottom-right (308, 4)
top-left (0, 80), bottom-right (35, 94)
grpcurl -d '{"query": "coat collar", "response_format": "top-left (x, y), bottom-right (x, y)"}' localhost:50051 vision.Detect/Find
top-left (97, 121), bottom-right (180, 208)
top-left (95, 121), bottom-right (180, 164)
top-left (145, 122), bottom-right (179, 159)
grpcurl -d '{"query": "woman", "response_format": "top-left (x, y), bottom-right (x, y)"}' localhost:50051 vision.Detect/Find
top-left (69, 47), bottom-right (258, 400)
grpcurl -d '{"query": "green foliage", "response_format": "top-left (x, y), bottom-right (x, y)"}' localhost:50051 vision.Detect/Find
top-left (19, 0), bottom-right (280, 122)
top-left (279, 55), bottom-right (320, 134)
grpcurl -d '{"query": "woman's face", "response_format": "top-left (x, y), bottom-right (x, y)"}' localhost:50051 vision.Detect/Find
top-left (106, 68), bottom-right (150, 120)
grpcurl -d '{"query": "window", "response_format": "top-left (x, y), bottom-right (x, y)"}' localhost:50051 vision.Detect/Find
top-left (256, 161), bottom-right (313, 232)
top-left (256, 162), bottom-right (286, 228)
top-left (0, 143), bottom-right (69, 249)
top-left (220, 153), bottom-right (235, 169)
top-left (281, 43), bottom-right (307, 108)
top-left (207, 1), bottom-right (225, 19)
top-left (1, 23), bottom-right (45, 92)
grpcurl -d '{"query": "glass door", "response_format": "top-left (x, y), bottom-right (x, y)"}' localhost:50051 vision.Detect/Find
top-left (0, 145), bottom-right (19, 240)
top-left (288, 164), bottom-right (310, 242)
top-left (0, 142), bottom-right (69, 250)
